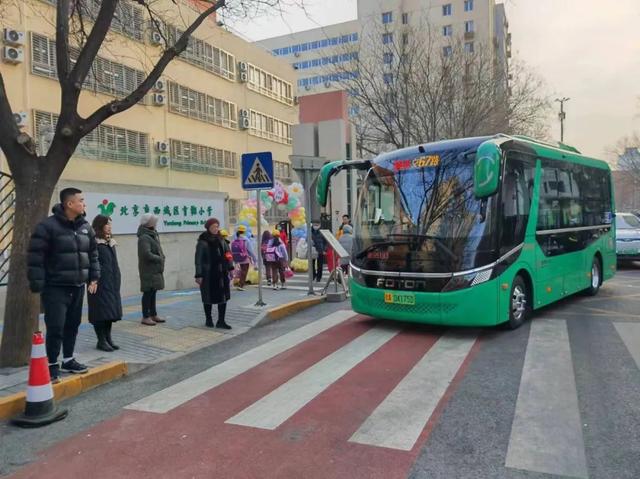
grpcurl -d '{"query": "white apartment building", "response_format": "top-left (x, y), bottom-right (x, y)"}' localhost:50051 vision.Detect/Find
top-left (258, 0), bottom-right (510, 99)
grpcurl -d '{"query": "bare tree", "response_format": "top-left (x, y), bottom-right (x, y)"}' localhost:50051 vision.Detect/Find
top-left (331, 19), bottom-right (550, 156)
top-left (0, 0), bottom-right (305, 366)
top-left (611, 132), bottom-right (640, 175)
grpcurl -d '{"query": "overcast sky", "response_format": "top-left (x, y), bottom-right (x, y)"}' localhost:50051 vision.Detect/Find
top-left (232, 0), bottom-right (640, 161)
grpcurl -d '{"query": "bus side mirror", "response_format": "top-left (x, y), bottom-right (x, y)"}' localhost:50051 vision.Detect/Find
top-left (474, 143), bottom-right (502, 198)
top-left (316, 159), bottom-right (372, 207)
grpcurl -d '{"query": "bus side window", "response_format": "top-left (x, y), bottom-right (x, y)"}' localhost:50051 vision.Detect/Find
top-left (501, 153), bottom-right (535, 255)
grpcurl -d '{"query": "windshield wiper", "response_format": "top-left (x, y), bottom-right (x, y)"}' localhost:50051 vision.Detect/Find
top-left (389, 234), bottom-right (458, 262)
top-left (354, 239), bottom-right (412, 259)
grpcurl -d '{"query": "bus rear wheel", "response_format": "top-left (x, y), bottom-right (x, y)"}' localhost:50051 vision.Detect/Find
top-left (585, 257), bottom-right (602, 296)
top-left (506, 275), bottom-right (530, 330)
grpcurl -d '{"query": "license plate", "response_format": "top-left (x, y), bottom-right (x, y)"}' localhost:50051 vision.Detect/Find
top-left (384, 291), bottom-right (416, 305)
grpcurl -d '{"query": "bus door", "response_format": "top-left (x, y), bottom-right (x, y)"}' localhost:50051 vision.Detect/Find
top-left (535, 164), bottom-right (566, 305)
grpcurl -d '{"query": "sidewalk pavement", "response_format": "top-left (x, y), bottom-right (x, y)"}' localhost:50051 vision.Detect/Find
top-left (0, 271), bottom-right (327, 399)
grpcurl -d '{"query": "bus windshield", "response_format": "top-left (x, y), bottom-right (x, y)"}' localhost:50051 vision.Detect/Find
top-left (353, 150), bottom-right (496, 274)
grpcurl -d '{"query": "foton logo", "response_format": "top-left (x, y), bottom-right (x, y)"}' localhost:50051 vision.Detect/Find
top-left (376, 278), bottom-right (426, 290)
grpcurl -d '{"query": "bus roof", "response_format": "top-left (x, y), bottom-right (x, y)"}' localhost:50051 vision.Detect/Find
top-left (371, 135), bottom-right (610, 171)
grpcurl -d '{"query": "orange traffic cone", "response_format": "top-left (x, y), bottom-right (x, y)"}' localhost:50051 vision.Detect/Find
top-left (12, 331), bottom-right (68, 428)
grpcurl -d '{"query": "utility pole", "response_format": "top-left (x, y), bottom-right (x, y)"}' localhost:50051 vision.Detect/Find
top-left (555, 97), bottom-right (570, 142)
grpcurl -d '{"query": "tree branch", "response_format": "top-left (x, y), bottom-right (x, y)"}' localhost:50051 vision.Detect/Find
top-left (69, 0), bottom-right (118, 93)
top-left (83, 0), bottom-right (226, 134)
top-left (55, 0), bottom-right (71, 82)
top-left (0, 72), bottom-right (37, 167)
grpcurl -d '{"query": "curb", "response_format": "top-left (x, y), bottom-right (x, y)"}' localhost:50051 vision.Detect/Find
top-left (256, 296), bottom-right (326, 327)
top-left (0, 361), bottom-right (127, 421)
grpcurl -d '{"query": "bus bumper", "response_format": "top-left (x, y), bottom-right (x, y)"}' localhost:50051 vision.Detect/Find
top-left (349, 278), bottom-right (501, 327)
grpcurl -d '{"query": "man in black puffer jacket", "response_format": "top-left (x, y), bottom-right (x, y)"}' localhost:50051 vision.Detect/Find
top-left (28, 187), bottom-right (100, 382)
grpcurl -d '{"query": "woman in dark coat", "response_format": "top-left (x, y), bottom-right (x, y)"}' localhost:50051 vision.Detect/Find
top-left (88, 215), bottom-right (123, 352)
top-left (137, 213), bottom-right (166, 326)
top-left (195, 218), bottom-right (233, 329)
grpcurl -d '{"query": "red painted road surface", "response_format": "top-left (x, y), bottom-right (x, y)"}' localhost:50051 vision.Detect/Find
top-left (9, 316), bottom-right (479, 479)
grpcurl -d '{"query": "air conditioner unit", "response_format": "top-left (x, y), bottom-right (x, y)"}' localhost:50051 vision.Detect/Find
top-left (294, 51), bottom-right (300, 57)
top-left (157, 155), bottom-right (170, 167)
top-left (154, 79), bottom-right (166, 92)
top-left (239, 108), bottom-right (249, 118)
top-left (324, 81), bottom-right (331, 88)
top-left (239, 117), bottom-right (250, 129)
top-left (13, 111), bottom-right (27, 127)
top-left (152, 93), bottom-right (166, 106)
top-left (304, 85), bottom-right (311, 91)
top-left (2, 46), bottom-right (23, 64)
top-left (239, 72), bottom-right (248, 83)
top-left (3, 29), bottom-right (25, 46)
top-left (238, 61), bottom-right (248, 72)
top-left (150, 31), bottom-right (163, 45)
top-left (155, 140), bottom-right (169, 152)
top-left (293, 96), bottom-right (299, 105)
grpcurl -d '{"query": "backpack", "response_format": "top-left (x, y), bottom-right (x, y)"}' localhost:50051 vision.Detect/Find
top-left (231, 238), bottom-right (249, 263)
top-left (265, 246), bottom-right (277, 263)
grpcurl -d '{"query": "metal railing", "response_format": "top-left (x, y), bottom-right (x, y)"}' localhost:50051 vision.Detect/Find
top-left (0, 171), bottom-right (15, 286)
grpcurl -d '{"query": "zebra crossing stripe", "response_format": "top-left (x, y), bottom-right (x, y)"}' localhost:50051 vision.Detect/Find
top-left (349, 332), bottom-right (477, 451)
top-left (226, 325), bottom-right (399, 430)
top-left (505, 319), bottom-right (588, 479)
top-left (613, 323), bottom-right (640, 370)
top-left (125, 310), bottom-right (356, 414)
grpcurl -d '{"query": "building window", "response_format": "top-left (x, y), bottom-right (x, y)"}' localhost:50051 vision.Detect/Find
top-left (402, 12), bottom-right (409, 24)
top-left (443, 25), bottom-right (453, 37)
top-left (249, 110), bottom-right (292, 145)
top-left (165, 24), bottom-right (235, 81)
top-left (442, 4), bottom-right (452, 16)
top-left (35, 110), bottom-right (150, 166)
top-left (464, 42), bottom-right (475, 53)
top-left (443, 46), bottom-right (453, 57)
top-left (170, 140), bottom-right (238, 177)
top-left (247, 64), bottom-right (294, 105)
top-left (465, 20), bottom-right (475, 33)
top-left (275, 161), bottom-right (292, 182)
top-left (30, 33), bottom-right (145, 99)
top-left (402, 33), bottom-right (409, 45)
top-left (464, 0), bottom-right (474, 12)
top-left (383, 73), bottom-right (393, 85)
top-left (167, 82), bottom-right (237, 129)
top-left (383, 52), bottom-right (394, 64)
top-left (382, 11), bottom-right (393, 24)
top-left (382, 33), bottom-right (393, 45)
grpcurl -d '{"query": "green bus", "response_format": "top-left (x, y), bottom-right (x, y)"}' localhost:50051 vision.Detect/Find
top-left (316, 135), bottom-right (615, 328)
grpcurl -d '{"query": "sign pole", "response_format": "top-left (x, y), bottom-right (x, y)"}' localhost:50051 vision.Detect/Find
top-left (255, 190), bottom-right (265, 307)
top-left (305, 169), bottom-right (316, 296)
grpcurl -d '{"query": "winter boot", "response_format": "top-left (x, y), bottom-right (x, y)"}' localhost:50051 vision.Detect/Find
top-left (105, 322), bottom-right (120, 350)
top-left (94, 324), bottom-right (114, 352)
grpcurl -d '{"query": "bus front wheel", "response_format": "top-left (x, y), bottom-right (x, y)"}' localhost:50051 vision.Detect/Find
top-left (584, 257), bottom-right (602, 296)
top-left (506, 276), bottom-right (530, 330)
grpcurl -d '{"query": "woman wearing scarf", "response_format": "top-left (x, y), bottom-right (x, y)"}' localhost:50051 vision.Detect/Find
top-left (195, 218), bottom-right (233, 329)
top-left (88, 215), bottom-right (122, 351)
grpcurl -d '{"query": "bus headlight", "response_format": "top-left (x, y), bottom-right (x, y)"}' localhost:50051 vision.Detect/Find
top-left (443, 269), bottom-right (493, 292)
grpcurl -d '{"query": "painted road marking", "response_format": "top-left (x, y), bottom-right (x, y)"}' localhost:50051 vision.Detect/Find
top-left (125, 310), bottom-right (356, 413)
top-left (349, 332), bottom-right (477, 451)
top-left (614, 322), bottom-right (640, 370)
top-left (226, 326), bottom-right (399, 430)
top-left (505, 319), bottom-right (588, 479)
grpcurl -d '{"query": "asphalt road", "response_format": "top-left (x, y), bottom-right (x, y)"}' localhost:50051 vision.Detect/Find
top-left (2, 267), bottom-right (640, 479)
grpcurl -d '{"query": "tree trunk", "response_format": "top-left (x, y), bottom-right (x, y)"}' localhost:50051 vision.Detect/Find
top-left (0, 170), bottom-right (55, 367)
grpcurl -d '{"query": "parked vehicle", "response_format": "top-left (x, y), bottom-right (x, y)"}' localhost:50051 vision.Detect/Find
top-left (616, 213), bottom-right (640, 262)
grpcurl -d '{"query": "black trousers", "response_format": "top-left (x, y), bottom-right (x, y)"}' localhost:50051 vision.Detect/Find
top-left (42, 285), bottom-right (85, 364)
top-left (313, 254), bottom-right (324, 281)
top-left (142, 290), bottom-right (157, 318)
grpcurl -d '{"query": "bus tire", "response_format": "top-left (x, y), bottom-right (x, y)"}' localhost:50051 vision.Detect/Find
top-left (506, 275), bottom-right (530, 330)
top-left (585, 256), bottom-right (602, 296)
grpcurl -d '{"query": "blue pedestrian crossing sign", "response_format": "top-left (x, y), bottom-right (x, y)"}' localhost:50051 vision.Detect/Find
top-left (241, 152), bottom-right (274, 190)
